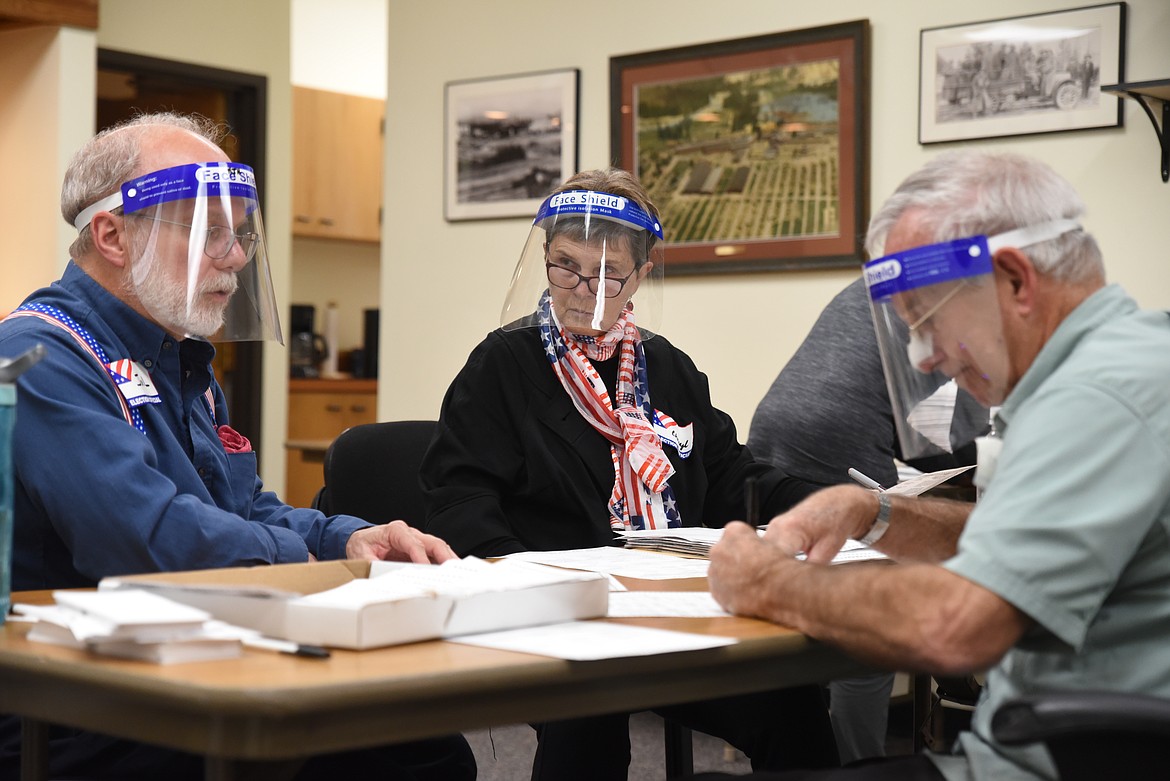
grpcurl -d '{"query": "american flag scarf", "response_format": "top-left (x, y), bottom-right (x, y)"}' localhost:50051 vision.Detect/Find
top-left (538, 291), bottom-right (691, 531)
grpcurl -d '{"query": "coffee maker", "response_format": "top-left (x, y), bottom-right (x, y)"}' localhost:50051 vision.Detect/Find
top-left (289, 304), bottom-right (328, 378)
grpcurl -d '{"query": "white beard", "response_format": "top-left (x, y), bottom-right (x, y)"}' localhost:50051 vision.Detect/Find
top-left (130, 252), bottom-right (237, 339)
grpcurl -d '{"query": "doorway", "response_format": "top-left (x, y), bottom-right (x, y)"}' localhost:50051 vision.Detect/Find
top-left (96, 49), bottom-right (268, 455)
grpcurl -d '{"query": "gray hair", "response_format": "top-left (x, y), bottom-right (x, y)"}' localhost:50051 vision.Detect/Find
top-left (547, 168), bottom-right (660, 268)
top-left (63, 112), bottom-right (227, 257)
top-left (865, 150), bottom-right (1103, 284)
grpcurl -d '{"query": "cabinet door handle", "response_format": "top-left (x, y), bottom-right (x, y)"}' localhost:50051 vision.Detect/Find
top-left (318, 217), bottom-right (335, 226)
top-left (350, 404), bottom-right (368, 414)
top-left (294, 215), bottom-right (312, 223)
top-left (325, 404), bottom-right (343, 413)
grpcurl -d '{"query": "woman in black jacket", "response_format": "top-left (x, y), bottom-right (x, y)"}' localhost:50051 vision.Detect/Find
top-left (422, 167), bottom-right (838, 780)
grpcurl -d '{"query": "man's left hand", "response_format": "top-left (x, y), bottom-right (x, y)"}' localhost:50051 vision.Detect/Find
top-left (346, 521), bottom-right (458, 564)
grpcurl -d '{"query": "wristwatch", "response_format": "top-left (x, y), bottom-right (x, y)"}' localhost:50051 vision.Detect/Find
top-left (859, 492), bottom-right (891, 546)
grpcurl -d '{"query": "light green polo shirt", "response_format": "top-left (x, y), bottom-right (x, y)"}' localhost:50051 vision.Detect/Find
top-left (931, 284), bottom-right (1170, 781)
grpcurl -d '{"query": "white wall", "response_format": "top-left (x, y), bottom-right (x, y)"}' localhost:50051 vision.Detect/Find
top-left (291, 0), bottom-right (387, 98)
top-left (382, 0), bottom-right (1170, 436)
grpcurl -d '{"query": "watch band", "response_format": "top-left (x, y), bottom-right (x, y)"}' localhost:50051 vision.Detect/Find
top-left (859, 492), bottom-right (891, 546)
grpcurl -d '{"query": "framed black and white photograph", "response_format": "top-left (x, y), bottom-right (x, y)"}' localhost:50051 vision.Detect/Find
top-left (610, 21), bottom-right (870, 275)
top-left (444, 68), bottom-right (579, 221)
top-left (919, 3), bottom-right (1126, 144)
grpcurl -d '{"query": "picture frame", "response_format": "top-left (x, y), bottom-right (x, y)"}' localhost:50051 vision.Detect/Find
top-left (919, 3), bottom-right (1126, 144)
top-left (445, 68), bottom-right (579, 221)
top-left (609, 21), bottom-right (870, 275)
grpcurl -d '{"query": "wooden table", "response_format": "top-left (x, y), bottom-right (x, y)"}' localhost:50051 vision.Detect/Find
top-left (1, 583), bottom-right (866, 781)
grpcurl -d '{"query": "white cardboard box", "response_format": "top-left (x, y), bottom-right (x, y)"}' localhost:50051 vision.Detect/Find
top-left (100, 558), bottom-right (608, 650)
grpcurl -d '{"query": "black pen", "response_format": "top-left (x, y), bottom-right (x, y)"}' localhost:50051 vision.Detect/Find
top-left (744, 476), bottom-right (760, 528)
top-left (242, 636), bottom-right (331, 659)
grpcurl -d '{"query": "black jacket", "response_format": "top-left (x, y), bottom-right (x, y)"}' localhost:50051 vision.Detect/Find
top-left (421, 326), bottom-right (816, 558)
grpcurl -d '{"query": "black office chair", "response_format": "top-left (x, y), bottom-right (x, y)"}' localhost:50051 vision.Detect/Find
top-left (313, 420), bottom-right (436, 526)
top-left (991, 690), bottom-right (1170, 780)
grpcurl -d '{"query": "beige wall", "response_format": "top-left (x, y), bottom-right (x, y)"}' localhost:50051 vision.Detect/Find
top-left (21, 1), bottom-right (1165, 494)
top-left (0, 26), bottom-right (94, 312)
top-left (98, 0), bottom-right (293, 492)
top-left (382, 0), bottom-right (1170, 438)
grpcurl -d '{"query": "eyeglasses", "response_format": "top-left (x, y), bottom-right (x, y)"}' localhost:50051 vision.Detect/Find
top-left (142, 217), bottom-right (260, 260)
top-left (908, 282), bottom-right (966, 332)
top-left (545, 262), bottom-right (635, 299)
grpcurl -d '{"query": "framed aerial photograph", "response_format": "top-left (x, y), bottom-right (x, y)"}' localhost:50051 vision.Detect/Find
top-left (609, 21), bottom-right (869, 275)
top-left (445, 68), bottom-right (579, 221)
top-left (919, 3), bottom-right (1126, 144)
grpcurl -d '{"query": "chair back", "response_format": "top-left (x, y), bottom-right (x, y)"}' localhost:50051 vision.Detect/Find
top-left (313, 420), bottom-right (436, 528)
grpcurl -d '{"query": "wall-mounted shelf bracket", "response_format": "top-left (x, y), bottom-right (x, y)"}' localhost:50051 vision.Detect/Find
top-left (1102, 79), bottom-right (1170, 183)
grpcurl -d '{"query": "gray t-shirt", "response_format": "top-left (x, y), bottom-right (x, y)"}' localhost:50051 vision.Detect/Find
top-left (748, 278), bottom-right (902, 487)
top-left (748, 278), bottom-right (984, 486)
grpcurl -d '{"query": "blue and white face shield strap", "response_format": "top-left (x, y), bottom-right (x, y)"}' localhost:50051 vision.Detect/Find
top-left (72, 162), bottom-right (283, 344)
top-left (501, 189), bottom-right (666, 338)
top-left (862, 218), bottom-right (1080, 459)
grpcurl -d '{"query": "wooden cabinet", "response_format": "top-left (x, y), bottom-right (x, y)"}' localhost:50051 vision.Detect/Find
top-left (292, 86), bottom-right (384, 242)
top-left (285, 378), bottom-right (376, 508)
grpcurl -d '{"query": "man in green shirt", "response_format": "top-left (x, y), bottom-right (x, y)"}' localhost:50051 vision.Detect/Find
top-left (703, 149), bottom-right (1170, 781)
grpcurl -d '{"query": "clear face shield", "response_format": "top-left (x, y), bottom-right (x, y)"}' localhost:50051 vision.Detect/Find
top-left (500, 190), bottom-right (664, 338)
top-left (864, 219), bottom-right (1079, 460)
top-left (74, 162), bottom-right (283, 343)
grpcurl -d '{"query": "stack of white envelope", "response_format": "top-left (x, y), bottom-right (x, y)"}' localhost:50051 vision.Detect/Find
top-left (14, 589), bottom-right (243, 665)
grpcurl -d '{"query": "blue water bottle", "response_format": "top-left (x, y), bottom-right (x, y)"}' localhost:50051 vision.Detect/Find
top-left (0, 345), bottom-right (45, 625)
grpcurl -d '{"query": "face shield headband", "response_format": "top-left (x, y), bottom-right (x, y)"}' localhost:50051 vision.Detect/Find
top-left (74, 162), bottom-right (283, 344)
top-left (501, 189), bottom-right (666, 338)
top-left (863, 218), bottom-right (1080, 459)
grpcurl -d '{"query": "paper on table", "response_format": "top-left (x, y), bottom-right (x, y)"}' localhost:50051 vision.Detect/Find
top-left (504, 547), bottom-right (710, 580)
top-left (607, 591), bottom-right (730, 618)
top-left (52, 589), bottom-right (211, 628)
top-left (798, 539), bottom-right (888, 563)
top-left (15, 601), bottom-right (244, 664)
top-left (617, 527), bottom-right (724, 557)
top-left (292, 557), bottom-right (603, 608)
top-left (615, 529), bottom-right (887, 564)
top-left (448, 620), bottom-right (736, 660)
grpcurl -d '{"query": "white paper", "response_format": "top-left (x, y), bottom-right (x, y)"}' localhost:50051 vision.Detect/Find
top-left (606, 591), bottom-right (730, 618)
top-left (448, 620), bottom-right (736, 660)
top-left (619, 528), bottom-right (725, 544)
top-left (504, 547), bottom-right (710, 580)
top-left (53, 589), bottom-right (211, 626)
top-left (801, 539), bottom-right (888, 564)
top-left (292, 558), bottom-right (603, 608)
top-left (290, 577), bottom-right (433, 608)
top-left (884, 465), bottom-right (975, 496)
top-left (907, 380), bottom-right (958, 451)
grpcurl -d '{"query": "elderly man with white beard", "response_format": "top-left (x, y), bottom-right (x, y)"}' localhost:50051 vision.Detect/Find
top-left (0, 112), bottom-right (473, 781)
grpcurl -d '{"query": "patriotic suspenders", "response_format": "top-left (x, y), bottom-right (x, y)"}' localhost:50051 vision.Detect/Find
top-left (3, 303), bottom-right (215, 434)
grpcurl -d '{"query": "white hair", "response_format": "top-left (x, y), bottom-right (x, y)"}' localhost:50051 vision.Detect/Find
top-left (865, 150), bottom-right (1103, 283)
top-left (62, 112), bottom-right (227, 257)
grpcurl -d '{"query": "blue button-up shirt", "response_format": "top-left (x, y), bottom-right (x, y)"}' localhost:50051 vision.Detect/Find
top-left (0, 263), bottom-right (368, 590)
